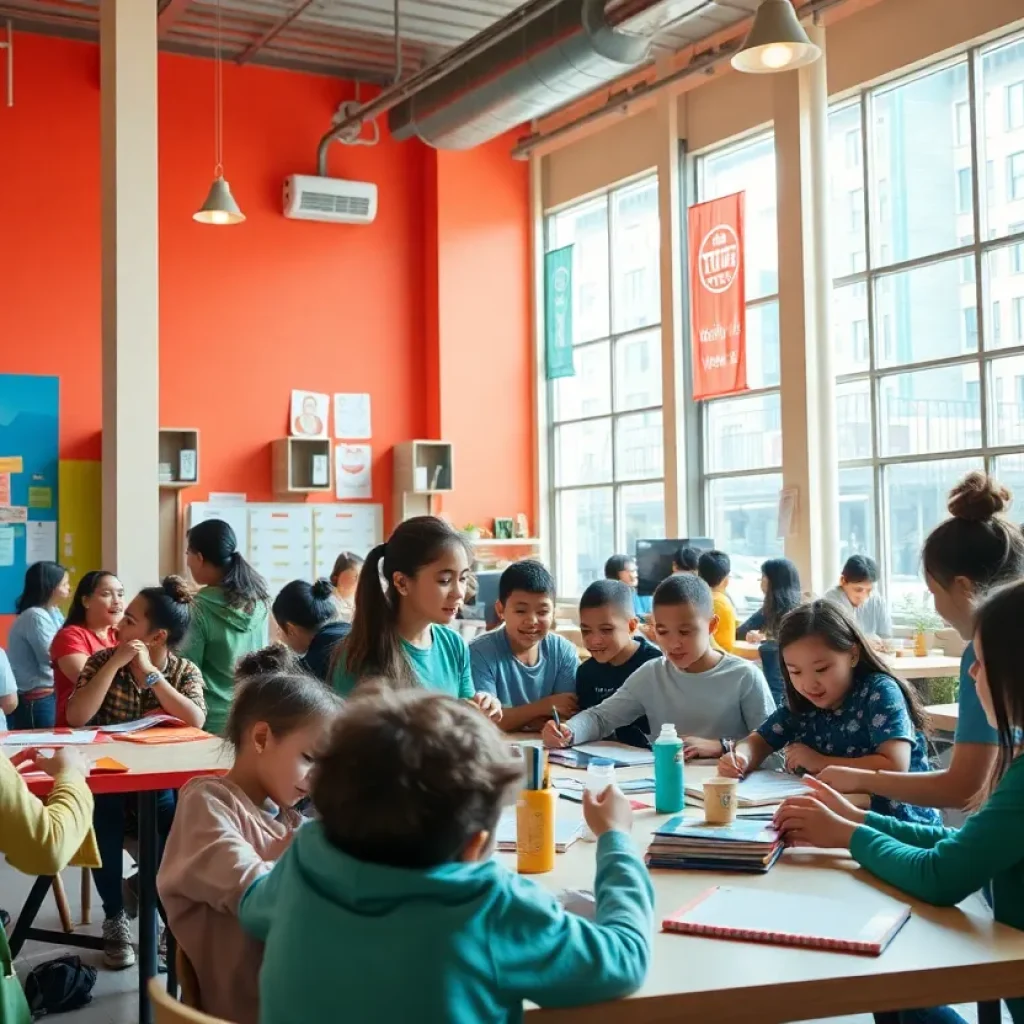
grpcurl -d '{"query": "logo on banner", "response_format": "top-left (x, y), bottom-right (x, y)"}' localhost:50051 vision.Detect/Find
top-left (697, 225), bottom-right (740, 294)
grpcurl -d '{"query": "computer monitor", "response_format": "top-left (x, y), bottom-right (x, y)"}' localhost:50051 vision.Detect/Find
top-left (635, 538), bottom-right (714, 597)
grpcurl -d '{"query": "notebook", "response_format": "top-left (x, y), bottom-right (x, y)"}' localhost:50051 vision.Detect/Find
top-left (549, 745), bottom-right (654, 769)
top-left (646, 817), bottom-right (783, 873)
top-left (685, 771), bottom-right (810, 808)
top-left (495, 808), bottom-right (585, 853)
top-left (120, 726), bottom-right (212, 745)
top-left (98, 715), bottom-right (186, 734)
top-left (663, 886), bottom-right (911, 955)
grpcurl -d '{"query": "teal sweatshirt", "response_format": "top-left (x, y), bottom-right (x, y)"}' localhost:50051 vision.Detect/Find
top-left (178, 586), bottom-right (268, 736)
top-left (239, 821), bottom-right (653, 1023)
top-left (851, 754), bottom-right (1024, 1022)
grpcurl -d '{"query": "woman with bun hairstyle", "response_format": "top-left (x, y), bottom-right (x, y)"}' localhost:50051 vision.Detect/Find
top-left (273, 579), bottom-right (350, 682)
top-left (819, 472), bottom-right (1024, 812)
top-left (66, 576), bottom-right (206, 971)
top-left (181, 519), bottom-right (270, 736)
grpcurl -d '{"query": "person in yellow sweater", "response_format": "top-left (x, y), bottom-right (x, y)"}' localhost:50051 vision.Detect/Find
top-left (697, 550), bottom-right (737, 653)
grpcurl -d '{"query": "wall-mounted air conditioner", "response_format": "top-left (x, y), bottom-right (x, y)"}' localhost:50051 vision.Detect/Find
top-left (283, 174), bottom-right (378, 224)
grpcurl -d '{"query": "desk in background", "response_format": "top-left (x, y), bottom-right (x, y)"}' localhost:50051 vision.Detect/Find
top-left (733, 640), bottom-right (960, 681)
top-left (927, 703), bottom-right (959, 733)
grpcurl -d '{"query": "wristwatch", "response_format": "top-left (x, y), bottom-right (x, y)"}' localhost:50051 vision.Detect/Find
top-left (142, 671), bottom-right (162, 690)
top-left (719, 739), bottom-right (729, 755)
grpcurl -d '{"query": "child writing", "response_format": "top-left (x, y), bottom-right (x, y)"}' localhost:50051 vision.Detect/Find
top-left (544, 574), bottom-right (774, 758)
top-left (774, 577), bottom-right (1024, 1024)
top-left (697, 550), bottom-right (736, 652)
top-left (718, 599), bottom-right (940, 824)
top-left (159, 646), bottom-right (341, 1024)
top-left (575, 579), bottom-right (661, 748)
top-left (65, 576), bottom-right (206, 969)
top-left (238, 687), bottom-right (653, 1023)
top-left (469, 561), bottom-right (578, 733)
top-left (272, 578), bottom-right (350, 682)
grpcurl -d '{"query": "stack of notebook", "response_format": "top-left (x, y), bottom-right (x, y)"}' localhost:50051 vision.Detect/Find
top-left (645, 817), bottom-right (784, 873)
top-left (495, 808), bottom-right (586, 854)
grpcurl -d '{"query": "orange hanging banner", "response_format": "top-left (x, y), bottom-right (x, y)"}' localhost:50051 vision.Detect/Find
top-left (689, 192), bottom-right (747, 400)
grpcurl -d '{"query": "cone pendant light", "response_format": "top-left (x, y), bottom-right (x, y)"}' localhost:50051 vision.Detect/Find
top-left (731, 0), bottom-right (821, 75)
top-left (194, 0), bottom-right (245, 224)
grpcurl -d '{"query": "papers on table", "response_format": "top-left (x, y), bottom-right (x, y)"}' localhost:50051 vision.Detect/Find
top-left (574, 742), bottom-right (655, 766)
top-left (686, 770), bottom-right (810, 808)
top-left (495, 808), bottom-right (585, 853)
top-left (1, 730), bottom-right (98, 746)
top-left (97, 716), bottom-right (184, 735)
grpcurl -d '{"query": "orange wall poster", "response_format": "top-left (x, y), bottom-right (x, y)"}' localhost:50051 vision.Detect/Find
top-left (688, 192), bottom-right (747, 400)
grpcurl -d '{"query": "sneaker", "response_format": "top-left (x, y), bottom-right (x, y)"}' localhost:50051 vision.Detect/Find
top-left (102, 911), bottom-right (136, 970)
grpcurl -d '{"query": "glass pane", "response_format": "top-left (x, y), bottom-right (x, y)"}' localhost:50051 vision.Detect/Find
top-left (613, 330), bottom-right (662, 411)
top-left (699, 134), bottom-right (778, 301)
top-left (874, 257), bottom-right (976, 367)
top-left (554, 420), bottom-right (612, 487)
top-left (989, 354), bottom-right (1024, 446)
top-left (615, 410), bottom-right (663, 481)
top-left (620, 483), bottom-right (665, 556)
top-left (870, 61), bottom-right (970, 266)
top-left (547, 197), bottom-right (609, 343)
top-left (879, 363), bottom-right (982, 456)
top-left (885, 458), bottom-right (983, 604)
top-left (556, 488), bottom-right (613, 598)
top-left (705, 392), bottom-right (782, 473)
top-left (984, 240), bottom-right (1024, 349)
top-left (552, 342), bottom-right (610, 422)
top-left (706, 475), bottom-right (785, 569)
top-left (745, 302), bottom-right (781, 390)
top-left (833, 281), bottom-right (869, 375)
top-left (828, 103), bottom-right (868, 278)
top-left (992, 454), bottom-right (1024, 516)
top-left (836, 379), bottom-right (872, 460)
top-left (611, 178), bottom-right (660, 334)
top-left (839, 466), bottom-right (876, 578)
top-left (980, 37), bottom-right (1024, 239)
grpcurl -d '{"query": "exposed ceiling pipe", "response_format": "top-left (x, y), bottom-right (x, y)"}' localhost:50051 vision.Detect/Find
top-left (393, 0), bottom-right (402, 84)
top-left (316, 0), bottom-right (566, 174)
top-left (236, 0), bottom-right (318, 65)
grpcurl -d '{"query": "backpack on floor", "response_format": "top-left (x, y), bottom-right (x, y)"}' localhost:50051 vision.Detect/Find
top-left (22, 956), bottom-right (96, 1019)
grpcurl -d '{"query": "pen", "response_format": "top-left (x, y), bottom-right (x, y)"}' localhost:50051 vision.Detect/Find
top-left (725, 738), bottom-right (739, 773)
top-left (552, 706), bottom-right (561, 732)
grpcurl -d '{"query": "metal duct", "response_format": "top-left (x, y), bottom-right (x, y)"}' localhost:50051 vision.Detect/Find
top-left (388, 0), bottom-right (684, 150)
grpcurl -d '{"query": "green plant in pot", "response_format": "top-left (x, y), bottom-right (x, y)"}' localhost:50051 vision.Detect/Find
top-left (897, 593), bottom-right (943, 657)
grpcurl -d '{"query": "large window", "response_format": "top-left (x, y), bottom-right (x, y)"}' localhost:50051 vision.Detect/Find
top-left (827, 33), bottom-right (1024, 605)
top-left (695, 135), bottom-right (784, 617)
top-left (546, 177), bottom-right (663, 596)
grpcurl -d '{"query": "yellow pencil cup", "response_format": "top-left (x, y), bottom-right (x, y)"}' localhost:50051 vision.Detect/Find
top-left (516, 788), bottom-right (558, 874)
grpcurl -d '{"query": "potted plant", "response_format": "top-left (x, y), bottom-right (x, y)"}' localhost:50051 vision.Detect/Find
top-left (462, 523), bottom-right (481, 542)
top-left (897, 593), bottom-right (944, 657)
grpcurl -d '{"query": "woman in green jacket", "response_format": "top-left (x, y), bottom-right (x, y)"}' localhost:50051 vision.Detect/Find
top-left (181, 519), bottom-right (269, 735)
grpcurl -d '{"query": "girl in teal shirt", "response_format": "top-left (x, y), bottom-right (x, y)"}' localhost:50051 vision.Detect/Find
top-left (331, 516), bottom-right (501, 721)
top-left (776, 575), bottom-right (1024, 1024)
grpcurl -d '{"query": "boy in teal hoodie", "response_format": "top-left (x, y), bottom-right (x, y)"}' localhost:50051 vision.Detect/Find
top-left (239, 687), bottom-right (653, 1023)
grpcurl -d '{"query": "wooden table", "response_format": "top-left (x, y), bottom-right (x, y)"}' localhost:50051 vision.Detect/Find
top-left (4, 735), bottom-right (228, 1024)
top-left (733, 640), bottom-right (961, 681)
top-left (927, 703), bottom-right (959, 733)
top-left (518, 757), bottom-right (1024, 1022)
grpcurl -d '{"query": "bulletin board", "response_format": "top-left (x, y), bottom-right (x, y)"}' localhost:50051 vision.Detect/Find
top-left (0, 375), bottom-right (60, 614)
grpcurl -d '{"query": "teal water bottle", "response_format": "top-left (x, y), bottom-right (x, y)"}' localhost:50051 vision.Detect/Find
top-left (653, 723), bottom-right (685, 814)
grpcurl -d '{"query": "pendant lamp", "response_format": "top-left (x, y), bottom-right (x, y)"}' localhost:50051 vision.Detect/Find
top-left (731, 0), bottom-right (821, 75)
top-left (194, 0), bottom-right (244, 224)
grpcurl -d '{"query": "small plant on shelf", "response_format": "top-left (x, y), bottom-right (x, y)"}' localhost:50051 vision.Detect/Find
top-left (896, 593), bottom-right (944, 657)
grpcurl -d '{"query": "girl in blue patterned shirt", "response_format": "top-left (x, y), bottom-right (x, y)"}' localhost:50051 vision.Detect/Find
top-left (719, 599), bottom-right (940, 824)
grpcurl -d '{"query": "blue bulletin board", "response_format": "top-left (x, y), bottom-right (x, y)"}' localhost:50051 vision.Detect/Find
top-left (0, 375), bottom-right (59, 614)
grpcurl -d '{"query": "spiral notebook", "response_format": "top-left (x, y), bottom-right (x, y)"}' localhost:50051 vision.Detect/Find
top-left (663, 886), bottom-right (911, 956)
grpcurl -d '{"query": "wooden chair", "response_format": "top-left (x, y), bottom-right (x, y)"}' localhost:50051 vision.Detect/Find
top-left (175, 944), bottom-right (202, 1010)
top-left (48, 869), bottom-right (91, 933)
top-left (148, 978), bottom-right (231, 1024)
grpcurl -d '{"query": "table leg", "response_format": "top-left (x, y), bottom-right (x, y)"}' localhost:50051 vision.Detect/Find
top-left (8, 875), bottom-right (52, 957)
top-left (165, 928), bottom-right (178, 998)
top-left (977, 1002), bottom-right (1002, 1024)
top-left (137, 791), bottom-right (159, 1024)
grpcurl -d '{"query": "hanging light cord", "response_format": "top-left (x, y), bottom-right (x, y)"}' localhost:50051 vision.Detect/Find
top-left (214, 0), bottom-right (223, 177)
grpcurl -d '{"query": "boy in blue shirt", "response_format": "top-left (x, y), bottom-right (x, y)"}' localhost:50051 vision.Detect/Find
top-left (470, 561), bottom-right (579, 732)
top-left (239, 688), bottom-right (653, 1024)
top-left (576, 580), bottom-right (661, 748)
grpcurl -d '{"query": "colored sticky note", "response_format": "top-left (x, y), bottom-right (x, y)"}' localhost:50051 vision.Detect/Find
top-left (0, 506), bottom-right (27, 524)
top-left (0, 525), bottom-right (14, 567)
top-left (0, 474), bottom-right (8, 504)
top-left (28, 486), bottom-right (52, 509)
top-left (0, 457), bottom-right (23, 473)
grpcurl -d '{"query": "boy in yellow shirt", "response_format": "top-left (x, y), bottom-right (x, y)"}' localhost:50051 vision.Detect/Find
top-left (698, 550), bottom-right (737, 652)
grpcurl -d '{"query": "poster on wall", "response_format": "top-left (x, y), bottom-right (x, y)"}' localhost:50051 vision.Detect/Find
top-left (544, 245), bottom-right (575, 380)
top-left (290, 390), bottom-right (329, 439)
top-left (688, 192), bottom-right (747, 400)
top-left (333, 393), bottom-right (371, 440)
top-left (335, 444), bottom-right (372, 500)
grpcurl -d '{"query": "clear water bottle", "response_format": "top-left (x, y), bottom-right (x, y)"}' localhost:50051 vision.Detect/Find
top-left (582, 760), bottom-right (617, 842)
top-left (653, 724), bottom-right (685, 813)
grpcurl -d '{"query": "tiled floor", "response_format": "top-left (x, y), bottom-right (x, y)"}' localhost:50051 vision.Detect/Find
top-left (0, 859), bottom-right (1006, 1024)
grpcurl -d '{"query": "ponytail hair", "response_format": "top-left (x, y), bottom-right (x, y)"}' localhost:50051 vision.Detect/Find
top-left (333, 516), bottom-right (470, 688)
top-left (187, 519), bottom-right (269, 613)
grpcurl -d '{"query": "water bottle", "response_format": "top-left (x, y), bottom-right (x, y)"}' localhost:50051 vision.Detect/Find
top-left (653, 724), bottom-right (685, 813)
top-left (582, 760), bottom-right (617, 842)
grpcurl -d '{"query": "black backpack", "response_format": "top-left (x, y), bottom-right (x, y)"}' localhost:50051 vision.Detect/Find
top-left (22, 956), bottom-right (96, 1018)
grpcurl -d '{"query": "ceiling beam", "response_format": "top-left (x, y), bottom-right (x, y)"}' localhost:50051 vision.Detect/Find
top-left (158, 0), bottom-right (191, 37)
top-left (236, 0), bottom-right (316, 65)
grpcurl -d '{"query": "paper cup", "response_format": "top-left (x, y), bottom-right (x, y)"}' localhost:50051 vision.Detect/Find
top-left (703, 776), bottom-right (738, 824)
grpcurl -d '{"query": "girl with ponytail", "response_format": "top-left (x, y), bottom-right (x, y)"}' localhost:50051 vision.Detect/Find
top-left (331, 516), bottom-right (501, 720)
top-left (182, 519), bottom-right (270, 736)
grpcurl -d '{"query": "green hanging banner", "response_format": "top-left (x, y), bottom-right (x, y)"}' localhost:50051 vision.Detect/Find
top-left (544, 245), bottom-right (575, 380)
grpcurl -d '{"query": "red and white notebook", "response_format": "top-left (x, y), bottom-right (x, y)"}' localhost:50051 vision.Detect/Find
top-left (663, 886), bottom-right (911, 956)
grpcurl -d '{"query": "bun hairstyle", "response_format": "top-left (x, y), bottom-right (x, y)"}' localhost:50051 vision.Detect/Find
top-left (272, 579), bottom-right (338, 633)
top-left (922, 472), bottom-right (1024, 593)
top-left (186, 518), bottom-right (270, 613)
top-left (236, 644), bottom-right (301, 680)
top-left (138, 575), bottom-right (194, 649)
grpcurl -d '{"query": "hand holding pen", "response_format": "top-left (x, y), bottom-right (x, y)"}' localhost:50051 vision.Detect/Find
top-left (542, 706), bottom-right (573, 748)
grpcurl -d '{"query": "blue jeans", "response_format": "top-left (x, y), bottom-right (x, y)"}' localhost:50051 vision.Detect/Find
top-left (759, 641), bottom-right (786, 708)
top-left (874, 1008), bottom-right (968, 1024)
top-left (8, 693), bottom-right (56, 730)
top-left (92, 791), bottom-right (176, 919)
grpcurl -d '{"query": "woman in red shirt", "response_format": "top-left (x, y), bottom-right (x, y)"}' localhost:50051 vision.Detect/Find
top-left (50, 571), bottom-right (124, 726)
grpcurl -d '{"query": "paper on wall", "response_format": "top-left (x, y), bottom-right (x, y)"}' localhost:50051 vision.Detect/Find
top-left (0, 474), bottom-right (9, 505)
top-left (333, 393), bottom-right (371, 440)
top-left (0, 506), bottom-right (27, 524)
top-left (0, 457), bottom-right (23, 474)
top-left (26, 520), bottom-right (57, 565)
top-left (777, 487), bottom-right (798, 539)
top-left (0, 525), bottom-right (13, 567)
top-left (290, 390), bottom-right (329, 439)
top-left (335, 445), bottom-right (372, 500)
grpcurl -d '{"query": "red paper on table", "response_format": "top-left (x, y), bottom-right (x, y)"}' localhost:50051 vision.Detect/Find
top-left (689, 191), bottom-right (747, 400)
